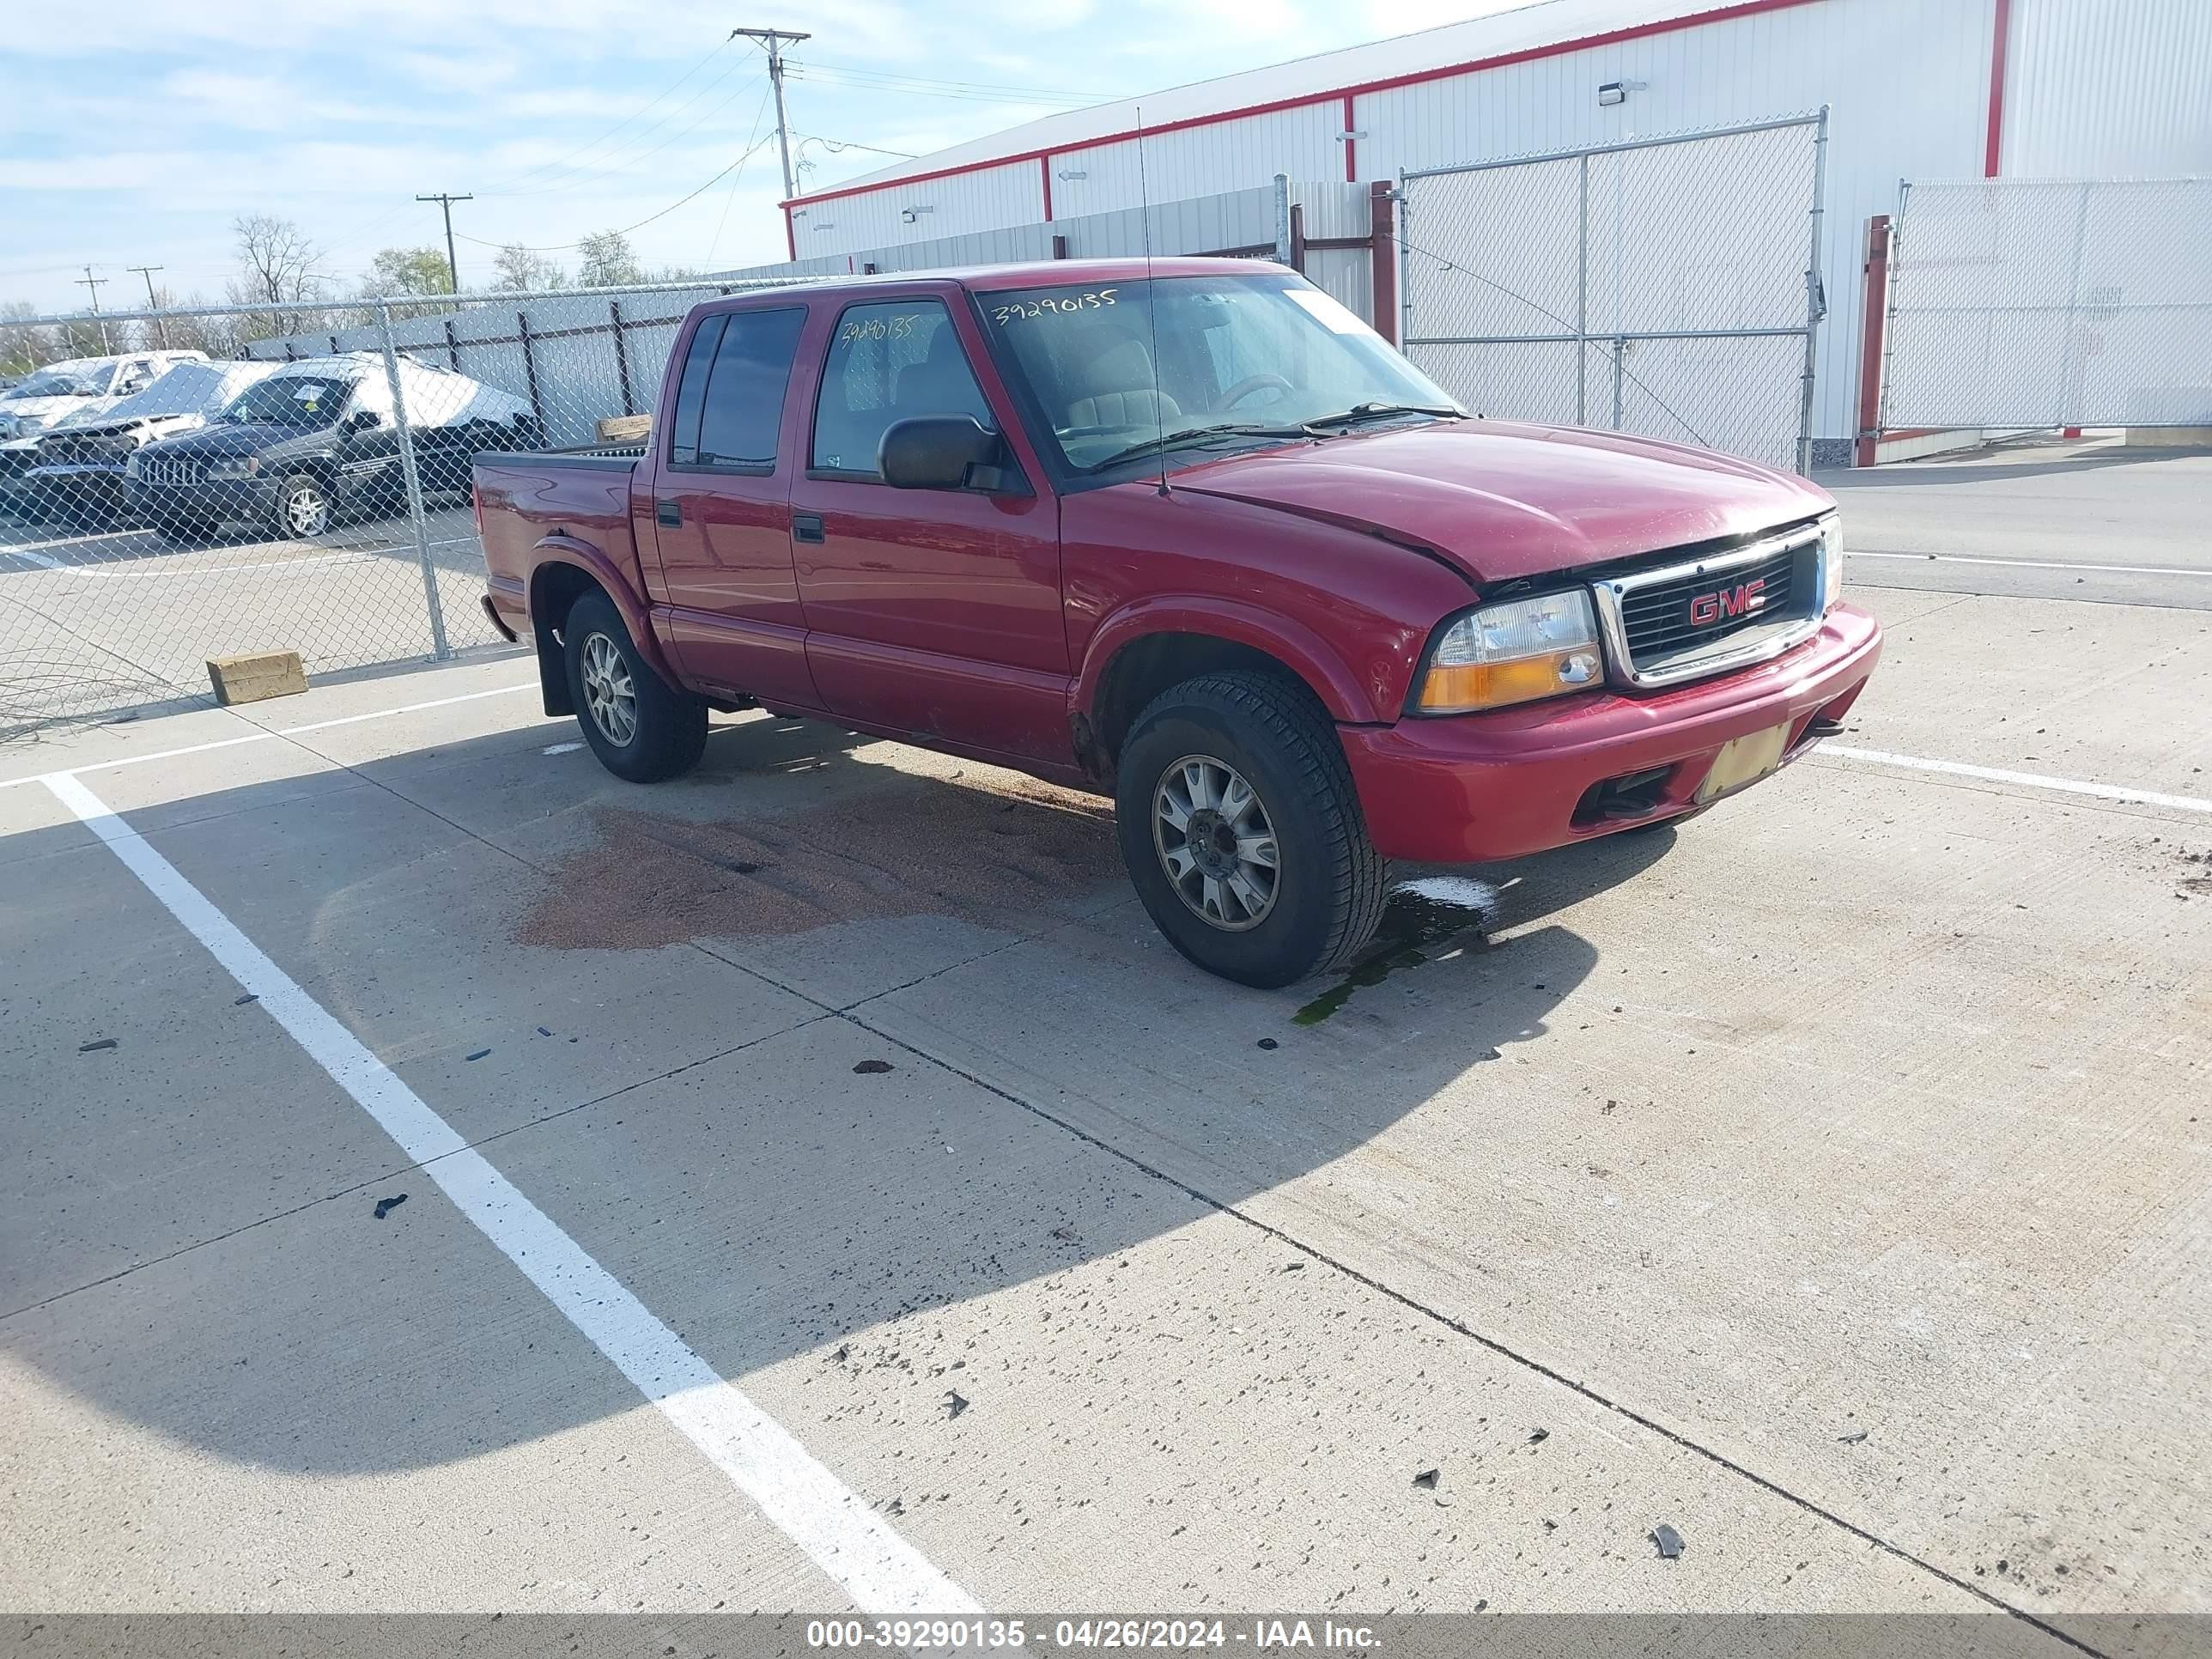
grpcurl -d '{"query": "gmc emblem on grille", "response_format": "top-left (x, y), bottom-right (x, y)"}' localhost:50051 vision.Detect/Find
top-left (1689, 578), bottom-right (1766, 627)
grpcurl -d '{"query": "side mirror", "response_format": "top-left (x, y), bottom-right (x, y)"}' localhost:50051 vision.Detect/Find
top-left (879, 415), bottom-right (1004, 490)
top-left (344, 409), bottom-right (380, 434)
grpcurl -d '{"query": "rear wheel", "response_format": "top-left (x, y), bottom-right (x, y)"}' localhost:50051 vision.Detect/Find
top-left (562, 589), bottom-right (707, 783)
top-left (1115, 670), bottom-right (1386, 988)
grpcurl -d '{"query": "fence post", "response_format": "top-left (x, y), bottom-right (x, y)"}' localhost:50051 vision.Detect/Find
top-left (376, 301), bottom-right (451, 661)
top-left (1382, 178), bottom-right (1407, 349)
top-left (1796, 106), bottom-right (1831, 476)
top-left (1611, 337), bottom-right (1626, 430)
top-left (2057, 179), bottom-right (2093, 431)
top-left (610, 299), bottom-right (635, 416)
top-left (516, 308), bottom-right (544, 434)
top-left (1273, 174), bottom-right (1293, 264)
top-left (1576, 153), bottom-right (1590, 425)
top-left (1855, 214), bottom-right (1892, 466)
top-left (1288, 204), bottom-right (1307, 274)
top-left (443, 318), bottom-right (460, 372)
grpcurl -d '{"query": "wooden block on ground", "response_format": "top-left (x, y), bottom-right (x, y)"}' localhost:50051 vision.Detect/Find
top-left (207, 650), bottom-right (307, 706)
top-left (597, 413), bottom-right (652, 443)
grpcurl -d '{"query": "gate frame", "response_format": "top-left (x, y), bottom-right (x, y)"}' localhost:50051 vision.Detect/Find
top-left (1398, 108), bottom-right (1832, 474)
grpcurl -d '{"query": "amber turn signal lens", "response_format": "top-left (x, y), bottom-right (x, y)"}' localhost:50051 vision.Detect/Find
top-left (1415, 590), bottom-right (1602, 714)
top-left (1419, 651), bottom-right (1599, 713)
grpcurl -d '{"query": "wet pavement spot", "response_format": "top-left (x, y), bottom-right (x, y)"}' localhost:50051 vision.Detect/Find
top-left (854, 1059), bottom-right (895, 1074)
top-left (372, 1193), bottom-right (407, 1220)
top-left (1255, 1036), bottom-right (1279, 1050)
top-left (542, 741), bottom-right (583, 756)
top-left (1292, 881), bottom-right (1500, 1025)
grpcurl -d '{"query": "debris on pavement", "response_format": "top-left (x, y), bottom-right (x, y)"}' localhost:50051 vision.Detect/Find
top-left (1528, 1428), bottom-right (1550, 1444)
top-left (1838, 1430), bottom-right (1869, 1444)
top-left (1413, 1468), bottom-right (1440, 1490)
top-left (1256, 1037), bottom-right (1279, 1050)
top-left (1650, 1523), bottom-right (1685, 1559)
top-left (1281, 1260), bottom-right (1305, 1273)
top-left (945, 1390), bottom-right (969, 1419)
top-left (831, 1344), bottom-right (851, 1364)
top-left (234, 994), bottom-right (258, 1006)
top-left (77, 1038), bottom-right (118, 1053)
top-left (537, 1026), bottom-right (553, 1036)
top-left (1050, 1224), bottom-right (1078, 1242)
top-left (465, 1048), bottom-right (491, 1061)
top-left (854, 1059), bottom-right (895, 1074)
top-left (373, 1194), bottom-right (408, 1220)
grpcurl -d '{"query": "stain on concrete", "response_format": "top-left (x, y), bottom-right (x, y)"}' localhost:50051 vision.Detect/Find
top-left (1292, 880), bottom-right (1499, 1025)
top-left (514, 774), bottom-right (1121, 951)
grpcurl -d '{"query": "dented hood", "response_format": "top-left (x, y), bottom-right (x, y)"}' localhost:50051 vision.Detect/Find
top-left (1175, 418), bottom-right (1833, 586)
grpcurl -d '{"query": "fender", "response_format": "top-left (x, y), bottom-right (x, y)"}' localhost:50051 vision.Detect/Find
top-left (1073, 595), bottom-right (1384, 727)
top-left (528, 534), bottom-right (683, 688)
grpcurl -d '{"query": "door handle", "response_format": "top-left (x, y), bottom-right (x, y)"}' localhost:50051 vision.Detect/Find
top-left (792, 511), bottom-right (825, 544)
top-left (654, 497), bottom-right (682, 528)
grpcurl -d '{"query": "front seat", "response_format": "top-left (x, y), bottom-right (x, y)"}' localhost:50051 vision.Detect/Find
top-left (1063, 335), bottom-right (1181, 429)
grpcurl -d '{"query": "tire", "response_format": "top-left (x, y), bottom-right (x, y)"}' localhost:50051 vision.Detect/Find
top-left (1115, 670), bottom-right (1387, 989)
top-left (562, 589), bottom-right (708, 783)
top-left (270, 472), bottom-right (334, 539)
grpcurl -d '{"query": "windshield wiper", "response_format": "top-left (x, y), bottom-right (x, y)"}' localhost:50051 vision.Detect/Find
top-left (1303, 402), bottom-right (1462, 428)
top-left (1091, 422), bottom-right (1320, 472)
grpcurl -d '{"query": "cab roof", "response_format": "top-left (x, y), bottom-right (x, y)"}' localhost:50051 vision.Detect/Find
top-left (716, 256), bottom-right (1291, 308)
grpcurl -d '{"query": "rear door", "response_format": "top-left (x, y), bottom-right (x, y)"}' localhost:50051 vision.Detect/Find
top-left (787, 294), bottom-right (1066, 763)
top-left (649, 304), bottom-right (817, 708)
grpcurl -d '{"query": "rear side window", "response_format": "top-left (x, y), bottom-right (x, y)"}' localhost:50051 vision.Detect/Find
top-left (695, 307), bottom-right (805, 469)
top-left (810, 301), bottom-right (994, 478)
top-left (666, 316), bottom-right (726, 466)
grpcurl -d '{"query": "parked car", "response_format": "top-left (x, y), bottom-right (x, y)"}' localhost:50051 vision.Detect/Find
top-left (17, 360), bottom-right (283, 529)
top-left (0, 350), bottom-right (211, 505)
top-left (129, 352), bottom-right (542, 544)
top-left (472, 259), bottom-right (1881, 987)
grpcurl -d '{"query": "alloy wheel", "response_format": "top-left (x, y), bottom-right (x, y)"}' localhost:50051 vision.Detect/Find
top-left (1152, 753), bottom-right (1279, 931)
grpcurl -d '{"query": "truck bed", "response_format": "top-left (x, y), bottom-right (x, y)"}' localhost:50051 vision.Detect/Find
top-left (471, 449), bottom-right (646, 618)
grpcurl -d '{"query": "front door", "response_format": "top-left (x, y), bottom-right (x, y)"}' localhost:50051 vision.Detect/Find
top-left (789, 295), bottom-right (1066, 763)
top-left (648, 304), bottom-right (817, 709)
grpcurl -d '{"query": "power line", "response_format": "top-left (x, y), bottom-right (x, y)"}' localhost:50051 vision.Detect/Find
top-left (793, 57), bottom-right (1126, 101)
top-left (453, 131), bottom-right (782, 253)
top-left (128, 265), bottom-right (167, 346)
top-left (731, 27), bottom-right (810, 208)
top-left (474, 34), bottom-right (739, 198)
top-left (486, 70), bottom-right (764, 200)
top-left (783, 65), bottom-right (1099, 107)
top-left (73, 267), bottom-right (112, 352)
top-left (711, 84), bottom-right (780, 266)
top-left (794, 132), bottom-right (918, 161)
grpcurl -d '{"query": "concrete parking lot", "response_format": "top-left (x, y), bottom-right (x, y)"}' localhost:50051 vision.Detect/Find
top-left (2, 447), bottom-right (2208, 1651)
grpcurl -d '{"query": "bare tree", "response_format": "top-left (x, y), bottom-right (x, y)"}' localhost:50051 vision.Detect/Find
top-left (1, 300), bottom-right (63, 376)
top-left (232, 214), bottom-right (323, 306)
top-left (576, 230), bottom-right (644, 289)
top-left (491, 244), bottom-right (566, 292)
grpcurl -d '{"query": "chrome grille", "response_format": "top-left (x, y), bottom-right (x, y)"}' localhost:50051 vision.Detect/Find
top-left (138, 456), bottom-right (206, 487)
top-left (1593, 522), bottom-right (1826, 690)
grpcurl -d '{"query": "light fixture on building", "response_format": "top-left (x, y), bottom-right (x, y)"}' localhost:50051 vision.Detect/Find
top-left (1056, 169), bottom-right (1087, 180)
top-left (1597, 79), bottom-right (1646, 106)
top-left (900, 204), bottom-right (936, 224)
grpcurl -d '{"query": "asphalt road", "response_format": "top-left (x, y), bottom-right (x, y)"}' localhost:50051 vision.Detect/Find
top-left (1, 447), bottom-right (2208, 1654)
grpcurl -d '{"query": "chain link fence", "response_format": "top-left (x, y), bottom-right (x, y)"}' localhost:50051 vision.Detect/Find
top-left (1397, 112), bottom-right (1829, 473)
top-left (1881, 176), bottom-right (2212, 432)
top-left (0, 280), bottom-right (801, 738)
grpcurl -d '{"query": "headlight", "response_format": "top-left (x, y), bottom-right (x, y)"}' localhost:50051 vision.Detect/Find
top-left (1819, 513), bottom-right (1844, 610)
top-left (125, 451), bottom-right (143, 479)
top-left (205, 457), bottom-right (260, 481)
top-left (1413, 589), bottom-right (1603, 714)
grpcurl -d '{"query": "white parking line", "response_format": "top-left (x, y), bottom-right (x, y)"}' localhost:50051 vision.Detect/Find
top-left (6, 548), bottom-right (64, 569)
top-left (0, 682), bottom-right (540, 791)
top-left (42, 769), bottom-right (982, 1617)
top-left (0, 528), bottom-right (142, 556)
top-left (1850, 550), bottom-right (2212, 580)
top-left (1821, 744), bottom-right (2211, 813)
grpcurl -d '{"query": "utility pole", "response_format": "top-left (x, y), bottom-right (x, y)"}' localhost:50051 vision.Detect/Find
top-left (129, 264), bottom-right (168, 347)
top-left (416, 192), bottom-right (474, 295)
top-left (731, 26), bottom-right (811, 205)
top-left (74, 266), bottom-right (112, 352)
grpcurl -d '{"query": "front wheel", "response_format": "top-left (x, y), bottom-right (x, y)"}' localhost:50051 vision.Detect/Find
top-left (562, 589), bottom-right (708, 783)
top-left (1116, 670), bottom-right (1386, 989)
top-left (271, 472), bottom-right (334, 539)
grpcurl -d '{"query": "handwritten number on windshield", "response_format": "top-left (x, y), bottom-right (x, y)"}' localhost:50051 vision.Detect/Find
top-left (991, 289), bottom-right (1119, 325)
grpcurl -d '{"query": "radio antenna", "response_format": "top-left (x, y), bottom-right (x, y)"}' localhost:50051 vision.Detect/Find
top-left (1134, 106), bottom-right (1170, 498)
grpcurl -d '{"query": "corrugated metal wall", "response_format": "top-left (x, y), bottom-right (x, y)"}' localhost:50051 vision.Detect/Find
top-left (2000, 0), bottom-right (2212, 177)
top-left (776, 0), bottom-right (2208, 450)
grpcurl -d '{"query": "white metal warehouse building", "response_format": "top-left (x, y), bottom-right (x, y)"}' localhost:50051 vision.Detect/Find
top-left (766, 0), bottom-right (2212, 467)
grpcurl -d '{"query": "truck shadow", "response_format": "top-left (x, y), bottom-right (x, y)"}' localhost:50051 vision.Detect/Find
top-left (1, 708), bottom-right (1666, 1482)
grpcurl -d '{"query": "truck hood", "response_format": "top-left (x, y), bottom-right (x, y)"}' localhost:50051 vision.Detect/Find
top-left (1174, 418), bottom-right (1833, 586)
top-left (148, 422), bottom-right (324, 460)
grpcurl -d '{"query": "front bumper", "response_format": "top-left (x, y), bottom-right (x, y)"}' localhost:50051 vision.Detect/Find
top-left (1342, 603), bottom-right (1882, 864)
top-left (128, 476), bottom-right (282, 525)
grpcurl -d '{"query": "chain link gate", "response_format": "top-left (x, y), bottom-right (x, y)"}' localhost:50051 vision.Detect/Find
top-left (1881, 176), bottom-right (2212, 434)
top-left (0, 280), bottom-right (802, 738)
top-left (1397, 111), bottom-right (1829, 474)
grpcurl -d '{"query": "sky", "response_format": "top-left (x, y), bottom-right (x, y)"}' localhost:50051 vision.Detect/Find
top-left (1, 0), bottom-right (1530, 318)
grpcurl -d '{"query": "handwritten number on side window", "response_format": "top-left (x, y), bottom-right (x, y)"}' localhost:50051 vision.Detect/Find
top-left (991, 289), bottom-right (1119, 326)
top-left (839, 313), bottom-right (922, 344)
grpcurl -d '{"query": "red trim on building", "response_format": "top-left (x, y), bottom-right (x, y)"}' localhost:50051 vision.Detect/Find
top-left (1041, 154), bottom-right (1054, 221)
top-left (1984, 0), bottom-right (2013, 177)
top-left (1343, 94), bottom-right (1358, 183)
top-left (779, 0), bottom-right (1826, 211)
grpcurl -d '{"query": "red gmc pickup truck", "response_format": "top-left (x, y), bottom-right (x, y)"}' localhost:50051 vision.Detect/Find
top-left (473, 258), bottom-right (1879, 988)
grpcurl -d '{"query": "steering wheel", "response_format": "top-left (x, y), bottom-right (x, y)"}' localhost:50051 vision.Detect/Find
top-left (1217, 373), bottom-right (1294, 410)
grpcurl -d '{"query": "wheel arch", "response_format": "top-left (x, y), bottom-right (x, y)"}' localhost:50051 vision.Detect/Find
top-left (526, 539), bottom-right (678, 717)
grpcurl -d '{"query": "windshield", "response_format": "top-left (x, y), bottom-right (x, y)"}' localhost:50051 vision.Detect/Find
top-left (222, 374), bottom-right (352, 427)
top-left (980, 273), bottom-right (1459, 473)
top-left (9, 362), bottom-right (113, 399)
top-left (98, 363), bottom-right (236, 422)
